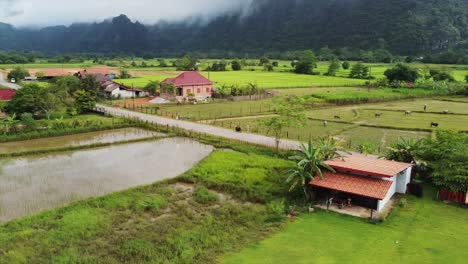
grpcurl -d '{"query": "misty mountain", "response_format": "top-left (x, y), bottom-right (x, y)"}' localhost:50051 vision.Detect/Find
top-left (0, 0), bottom-right (467, 57)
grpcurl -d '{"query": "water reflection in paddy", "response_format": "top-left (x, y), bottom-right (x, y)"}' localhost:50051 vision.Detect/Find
top-left (0, 137), bottom-right (214, 223)
top-left (0, 127), bottom-right (164, 154)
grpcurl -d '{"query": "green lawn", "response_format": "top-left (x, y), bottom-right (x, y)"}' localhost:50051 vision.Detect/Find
top-left (223, 186), bottom-right (468, 264)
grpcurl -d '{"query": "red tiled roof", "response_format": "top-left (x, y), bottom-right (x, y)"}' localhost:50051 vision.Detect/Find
top-left (0, 89), bottom-right (16, 101)
top-left (326, 155), bottom-right (413, 178)
top-left (310, 171), bottom-right (393, 200)
top-left (162, 71), bottom-right (213, 86)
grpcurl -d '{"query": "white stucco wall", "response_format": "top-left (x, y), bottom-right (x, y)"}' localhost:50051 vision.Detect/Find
top-left (111, 89), bottom-right (143, 99)
top-left (377, 176), bottom-right (397, 211)
top-left (396, 168), bottom-right (412, 193)
top-left (377, 168), bottom-right (412, 211)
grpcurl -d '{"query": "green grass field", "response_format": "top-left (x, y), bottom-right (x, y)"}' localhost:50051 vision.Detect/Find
top-left (0, 149), bottom-right (292, 263)
top-left (223, 186), bottom-right (468, 264)
top-left (115, 70), bottom-right (368, 89)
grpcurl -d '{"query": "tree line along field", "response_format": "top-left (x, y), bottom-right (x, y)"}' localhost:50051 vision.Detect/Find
top-left (3, 59), bottom-right (468, 89)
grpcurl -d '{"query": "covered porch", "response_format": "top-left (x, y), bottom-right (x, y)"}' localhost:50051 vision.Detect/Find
top-left (310, 172), bottom-right (394, 218)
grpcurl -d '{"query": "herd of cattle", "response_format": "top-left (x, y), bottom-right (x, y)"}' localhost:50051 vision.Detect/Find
top-left (328, 105), bottom-right (450, 128)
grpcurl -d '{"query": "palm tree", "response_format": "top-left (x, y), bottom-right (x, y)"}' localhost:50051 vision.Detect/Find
top-left (317, 136), bottom-right (347, 160)
top-left (287, 140), bottom-right (336, 200)
top-left (3, 113), bottom-right (17, 134)
top-left (385, 137), bottom-right (418, 163)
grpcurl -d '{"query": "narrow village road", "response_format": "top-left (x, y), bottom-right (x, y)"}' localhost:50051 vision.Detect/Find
top-left (97, 104), bottom-right (302, 150)
top-left (0, 72), bottom-right (21, 90)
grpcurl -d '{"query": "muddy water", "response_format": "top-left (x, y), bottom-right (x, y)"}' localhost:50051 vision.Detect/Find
top-left (0, 128), bottom-right (164, 154)
top-left (0, 138), bottom-right (214, 223)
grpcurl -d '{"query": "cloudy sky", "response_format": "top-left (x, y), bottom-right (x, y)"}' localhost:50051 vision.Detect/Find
top-left (0, 0), bottom-right (254, 27)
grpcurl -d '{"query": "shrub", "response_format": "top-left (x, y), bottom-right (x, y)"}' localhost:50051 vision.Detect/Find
top-left (384, 63), bottom-right (420, 82)
top-left (342, 61), bottom-right (350, 70)
top-left (398, 198), bottom-right (408, 208)
top-left (7, 67), bottom-right (29, 82)
top-left (194, 186), bottom-right (218, 204)
top-left (266, 200), bottom-right (286, 221)
top-left (349, 63), bottom-right (370, 79)
top-left (231, 60), bottom-right (242, 71)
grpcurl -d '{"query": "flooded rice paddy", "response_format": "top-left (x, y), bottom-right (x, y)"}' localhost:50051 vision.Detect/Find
top-left (0, 137), bottom-right (214, 223)
top-left (0, 127), bottom-right (164, 154)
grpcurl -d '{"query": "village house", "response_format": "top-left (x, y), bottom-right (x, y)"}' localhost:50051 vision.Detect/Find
top-left (101, 80), bottom-right (147, 99)
top-left (75, 69), bottom-right (146, 99)
top-left (161, 71), bottom-right (213, 99)
top-left (311, 155), bottom-right (413, 213)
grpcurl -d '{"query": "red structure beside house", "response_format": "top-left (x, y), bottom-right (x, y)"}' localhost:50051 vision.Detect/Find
top-left (0, 89), bottom-right (16, 101)
top-left (161, 71), bottom-right (213, 98)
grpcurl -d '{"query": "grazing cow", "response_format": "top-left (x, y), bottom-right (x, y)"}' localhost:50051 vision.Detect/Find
top-left (442, 110), bottom-right (449, 114)
top-left (431, 122), bottom-right (439, 128)
top-left (405, 111), bottom-right (412, 115)
top-left (375, 113), bottom-right (383, 117)
top-left (323, 121), bottom-right (328, 127)
top-left (334, 115), bottom-right (341, 119)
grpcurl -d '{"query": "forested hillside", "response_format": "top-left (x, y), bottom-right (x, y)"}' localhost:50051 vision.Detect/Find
top-left (0, 0), bottom-right (467, 61)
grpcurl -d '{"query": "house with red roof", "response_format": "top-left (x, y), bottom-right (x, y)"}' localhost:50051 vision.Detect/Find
top-left (161, 71), bottom-right (213, 99)
top-left (0, 89), bottom-right (16, 101)
top-left (311, 155), bottom-right (413, 212)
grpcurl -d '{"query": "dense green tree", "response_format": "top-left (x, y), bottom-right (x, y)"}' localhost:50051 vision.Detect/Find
top-left (342, 61), bottom-right (350, 70)
top-left (465, 74), bottom-right (468, 83)
top-left (144, 81), bottom-right (160, 95)
top-left (20, 112), bottom-right (36, 130)
top-left (7, 67), bottom-right (29, 82)
top-left (349, 63), bottom-right (370, 79)
top-left (430, 69), bottom-right (455, 82)
top-left (231, 60), bottom-right (242, 71)
top-left (260, 96), bottom-right (306, 152)
top-left (160, 83), bottom-right (176, 95)
top-left (119, 69), bottom-right (131, 79)
top-left (263, 63), bottom-right (274, 72)
top-left (384, 63), bottom-right (420, 82)
top-left (158, 59), bottom-right (168, 67)
top-left (259, 57), bottom-right (270, 66)
top-left (272, 61), bottom-right (279, 67)
top-left (207, 61), bottom-right (227, 72)
top-left (416, 131), bottom-right (468, 192)
top-left (6, 84), bottom-right (60, 119)
top-left (324, 60), bottom-right (341, 76)
top-left (79, 75), bottom-right (104, 99)
top-left (175, 56), bottom-right (199, 71)
top-left (73, 90), bottom-right (96, 114)
top-left (294, 50), bottom-right (318, 75)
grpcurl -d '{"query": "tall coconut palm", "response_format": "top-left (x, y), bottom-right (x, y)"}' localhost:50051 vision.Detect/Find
top-left (287, 140), bottom-right (336, 200)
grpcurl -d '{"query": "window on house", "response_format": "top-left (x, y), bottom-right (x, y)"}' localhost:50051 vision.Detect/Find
top-left (206, 88), bottom-right (211, 93)
top-left (197, 88), bottom-right (201, 93)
